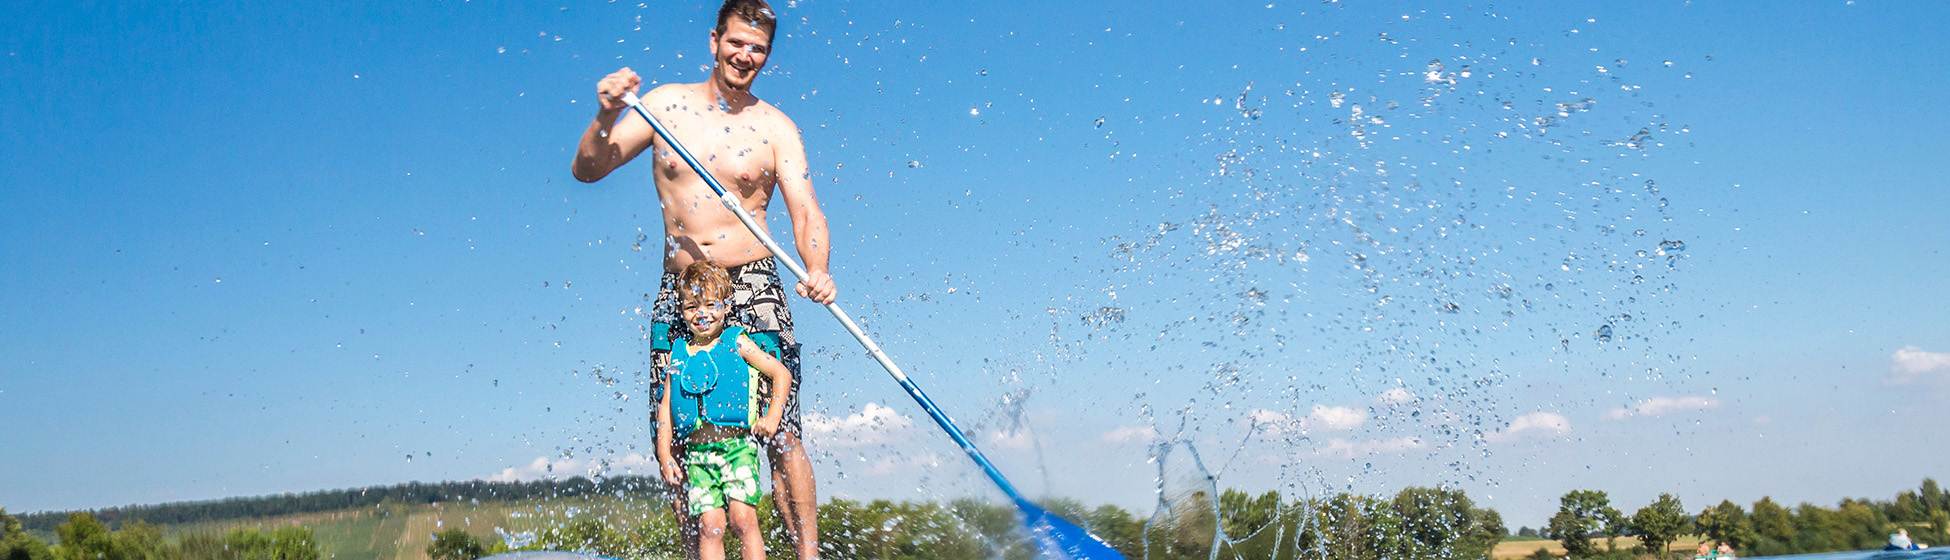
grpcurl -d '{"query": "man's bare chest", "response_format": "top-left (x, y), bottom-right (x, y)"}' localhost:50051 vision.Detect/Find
top-left (652, 111), bottom-right (776, 190)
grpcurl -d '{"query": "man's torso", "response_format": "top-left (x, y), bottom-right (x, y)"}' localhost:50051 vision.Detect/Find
top-left (642, 82), bottom-right (788, 272)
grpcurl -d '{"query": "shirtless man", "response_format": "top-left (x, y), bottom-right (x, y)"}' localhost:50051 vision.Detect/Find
top-left (570, 1), bottom-right (827, 558)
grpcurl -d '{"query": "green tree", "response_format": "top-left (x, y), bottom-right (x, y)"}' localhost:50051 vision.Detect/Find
top-left (1923, 479), bottom-right (1948, 514)
top-left (1834, 499), bottom-right (1889, 550)
top-left (1694, 500), bottom-right (1754, 552)
top-left (1389, 486), bottom-right (1501, 560)
top-left (170, 533), bottom-right (231, 560)
top-left (53, 514), bottom-right (114, 560)
top-left (1085, 505), bottom-right (1144, 560)
top-left (1545, 490), bottom-right (1622, 559)
top-left (426, 529), bottom-right (488, 560)
top-left (1749, 498), bottom-right (1794, 557)
top-left (1466, 508), bottom-right (1509, 560)
top-left (1629, 493), bottom-right (1687, 555)
top-left (2, 509), bottom-right (54, 560)
top-left (1893, 492), bottom-right (1928, 523)
top-left (219, 527), bottom-right (319, 560)
top-left (1220, 489), bottom-right (1281, 538)
top-left (1791, 502), bottom-right (1845, 553)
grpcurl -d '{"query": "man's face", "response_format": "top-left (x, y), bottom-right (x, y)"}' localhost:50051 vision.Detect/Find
top-left (709, 19), bottom-right (771, 92)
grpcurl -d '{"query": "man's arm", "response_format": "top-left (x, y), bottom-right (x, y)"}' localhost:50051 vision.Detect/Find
top-left (771, 115), bottom-right (836, 303)
top-left (572, 68), bottom-right (656, 183)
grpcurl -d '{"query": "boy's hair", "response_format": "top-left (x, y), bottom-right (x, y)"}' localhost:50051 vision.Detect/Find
top-left (716, 0), bottom-right (777, 41)
top-left (678, 261), bottom-right (735, 305)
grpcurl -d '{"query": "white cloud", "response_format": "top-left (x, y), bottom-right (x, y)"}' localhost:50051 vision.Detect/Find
top-left (859, 452), bottom-right (945, 476)
top-left (1249, 404), bottom-right (1369, 435)
top-left (1310, 405), bottom-right (1369, 430)
top-left (1603, 396), bottom-right (1722, 420)
top-left (1314, 436), bottom-right (1423, 459)
top-left (1248, 408), bottom-right (1293, 429)
top-left (487, 454), bottom-right (658, 483)
top-left (1487, 412), bottom-right (1571, 442)
top-left (986, 428), bottom-right (1035, 450)
top-left (1887, 346), bottom-right (1950, 386)
top-left (1100, 425), bottom-right (1158, 444)
top-left (802, 402), bottom-right (915, 448)
top-left (1375, 388), bottom-right (1415, 405)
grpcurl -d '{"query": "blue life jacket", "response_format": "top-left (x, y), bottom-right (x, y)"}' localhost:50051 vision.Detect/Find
top-left (668, 326), bottom-right (757, 439)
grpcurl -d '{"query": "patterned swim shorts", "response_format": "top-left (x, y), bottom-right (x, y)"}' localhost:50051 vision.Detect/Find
top-left (650, 258), bottom-right (802, 435)
top-left (683, 437), bottom-right (763, 516)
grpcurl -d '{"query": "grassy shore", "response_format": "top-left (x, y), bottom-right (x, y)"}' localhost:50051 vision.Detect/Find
top-left (1493, 535), bottom-right (1713, 560)
top-left (149, 496), bottom-right (667, 560)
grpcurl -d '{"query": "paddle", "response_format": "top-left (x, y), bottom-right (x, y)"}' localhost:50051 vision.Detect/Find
top-left (618, 91), bottom-right (1123, 560)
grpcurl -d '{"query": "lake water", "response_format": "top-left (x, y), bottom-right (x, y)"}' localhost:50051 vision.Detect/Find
top-left (1748, 548), bottom-right (1948, 560)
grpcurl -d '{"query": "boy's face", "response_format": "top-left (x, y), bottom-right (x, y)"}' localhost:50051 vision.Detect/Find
top-left (680, 293), bottom-right (730, 340)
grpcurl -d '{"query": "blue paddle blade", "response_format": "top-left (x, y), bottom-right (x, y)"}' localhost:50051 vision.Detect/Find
top-left (1016, 498), bottom-right (1125, 560)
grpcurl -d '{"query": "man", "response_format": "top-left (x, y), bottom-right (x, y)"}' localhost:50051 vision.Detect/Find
top-left (571, 1), bottom-right (828, 558)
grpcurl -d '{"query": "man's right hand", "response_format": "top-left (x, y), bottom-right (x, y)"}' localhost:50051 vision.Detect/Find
top-left (597, 67), bottom-right (642, 113)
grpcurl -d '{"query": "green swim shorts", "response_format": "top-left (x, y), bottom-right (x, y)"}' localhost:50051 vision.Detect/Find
top-left (683, 437), bottom-right (763, 516)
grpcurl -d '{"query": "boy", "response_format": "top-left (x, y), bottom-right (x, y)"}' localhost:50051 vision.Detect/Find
top-left (657, 262), bottom-right (794, 560)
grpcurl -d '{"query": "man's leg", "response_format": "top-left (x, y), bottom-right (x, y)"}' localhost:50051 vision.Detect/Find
top-left (648, 271), bottom-right (698, 559)
top-left (726, 259), bottom-right (816, 559)
top-left (668, 488), bottom-right (699, 560)
top-left (764, 431), bottom-right (819, 560)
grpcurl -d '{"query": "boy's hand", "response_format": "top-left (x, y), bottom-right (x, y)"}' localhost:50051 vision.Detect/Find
top-left (753, 415), bottom-right (783, 440)
top-left (659, 457), bottom-right (684, 487)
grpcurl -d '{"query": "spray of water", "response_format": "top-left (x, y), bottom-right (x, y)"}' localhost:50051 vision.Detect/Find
top-left (516, 5), bottom-right (1704, 560)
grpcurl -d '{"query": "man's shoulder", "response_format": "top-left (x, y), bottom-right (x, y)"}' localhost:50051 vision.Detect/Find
top-left (642, 82), bottom-right (701, 105)
top-left (749, 100), bottom-right (801, 138)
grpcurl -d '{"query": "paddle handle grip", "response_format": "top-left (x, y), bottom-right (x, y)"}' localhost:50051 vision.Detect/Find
top-left (619, 91), bottom-right (1027, 502)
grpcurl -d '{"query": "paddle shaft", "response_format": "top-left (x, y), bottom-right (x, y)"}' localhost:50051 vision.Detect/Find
top-left (620, 92), bottom-right (1027, 502)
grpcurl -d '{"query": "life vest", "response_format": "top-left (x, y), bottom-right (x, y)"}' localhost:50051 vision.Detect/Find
top-left (668, 326), bottom-right (759, 439)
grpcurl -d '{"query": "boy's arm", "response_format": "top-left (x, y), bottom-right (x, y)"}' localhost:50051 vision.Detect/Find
top-left (736, 336), bottom-right (792, 437)
top-left (655, 381), bottom-right (681, 486)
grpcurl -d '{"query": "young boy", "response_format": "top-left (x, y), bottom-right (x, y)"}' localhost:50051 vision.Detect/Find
top-left (657, 262), bottom-right (794, 560)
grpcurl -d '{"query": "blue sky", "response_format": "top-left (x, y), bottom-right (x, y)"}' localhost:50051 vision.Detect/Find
top-left (3, 1), bottom-right (1947, 530)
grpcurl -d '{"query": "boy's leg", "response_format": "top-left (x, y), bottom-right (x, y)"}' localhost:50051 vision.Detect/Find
top-left (726, 501), bottom-right (765, 560)
top-left (694, 508), bottom-right (728, 560)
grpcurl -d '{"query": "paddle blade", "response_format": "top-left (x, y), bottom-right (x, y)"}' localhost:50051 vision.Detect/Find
top-left (1016, 498), bottom-right (1126, 560)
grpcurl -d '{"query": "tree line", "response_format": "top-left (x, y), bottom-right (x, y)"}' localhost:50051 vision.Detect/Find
top-left (15, 477), bottom-right (663, 537)
top-left (1523, 478), bottom-right (1950, 560)
top-left (3, 510), bottom-right (321, 560)
top-left (10, 477), bottom-right (1948, 560)
top-left (418, 485), bottom-right (1504, 560)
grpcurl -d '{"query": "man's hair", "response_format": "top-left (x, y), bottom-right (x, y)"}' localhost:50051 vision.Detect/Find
top-left (678, 261), bottom-right (734, 304)
top-left (716, 0), bottom-right (777, 41)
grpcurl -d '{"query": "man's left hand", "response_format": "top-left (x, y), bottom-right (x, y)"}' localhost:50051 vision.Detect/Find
top-left (795, 269), bottom-right (837, 304)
